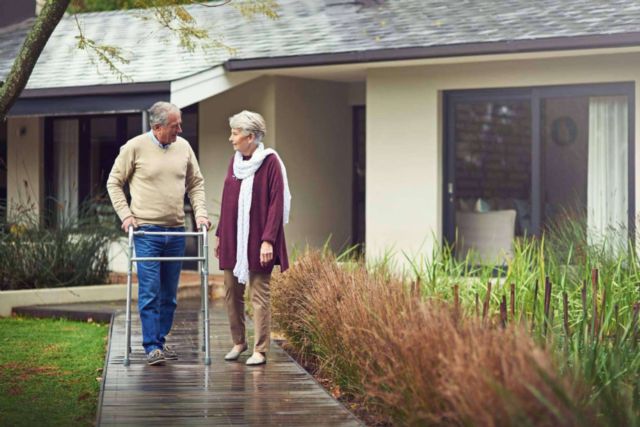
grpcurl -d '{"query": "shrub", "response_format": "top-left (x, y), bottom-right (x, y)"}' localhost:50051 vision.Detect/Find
top-left (0, 200), bottom-right (118, 290)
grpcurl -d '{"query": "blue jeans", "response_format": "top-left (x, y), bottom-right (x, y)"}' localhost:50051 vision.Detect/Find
top-left (134, 225), bottom-right (186, 354)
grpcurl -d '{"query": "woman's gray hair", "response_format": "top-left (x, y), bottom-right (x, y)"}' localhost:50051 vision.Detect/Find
top-left (229, 110), bottom-right (266, 143)
top-left (148, 101), bottom-right (181, 127)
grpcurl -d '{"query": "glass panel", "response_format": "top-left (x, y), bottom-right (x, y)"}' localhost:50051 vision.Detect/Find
top-left (181, 107), bottom-right (198, 153)
top-left (126, 114), bottom-right (142, 140)
top-left (541, 96), bottom-right (589, 226)
top-left (587, 96), bottom-right (628, 247)
top-left (453, 99), bottom-right (531, 264)
top-left (89, 117), bottom-right (121, 228)
top-left (541, 95), bottom-right (628, 248)
top-left (89, 117), bottom-right (119, 197)
top-left (53, 119), bottom-right (79, 225)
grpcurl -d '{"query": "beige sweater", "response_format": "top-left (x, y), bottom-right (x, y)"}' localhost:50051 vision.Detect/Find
top-left (107, 133), bottom-right (207, 227)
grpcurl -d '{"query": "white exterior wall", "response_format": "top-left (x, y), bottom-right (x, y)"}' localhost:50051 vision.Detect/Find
top-left (366, 51), bottom-right (640, 266)
top-left (274, 76), bottom-right (352, 253)
top-left (199, 75), bottom-right (352, 266)
top-left (198, 76), bottom-right (276, 264)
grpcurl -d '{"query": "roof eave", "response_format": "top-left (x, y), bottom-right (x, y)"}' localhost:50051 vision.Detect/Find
top-left (9, 82), bottom-right (172, 117)
top-left (19, 81), bottom-right (171, 98)
top-left (224, 32), bottom-right (640, 71)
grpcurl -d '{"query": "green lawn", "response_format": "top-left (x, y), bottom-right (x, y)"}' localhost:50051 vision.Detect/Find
top-left (0, 316), bottom-right (108, 427)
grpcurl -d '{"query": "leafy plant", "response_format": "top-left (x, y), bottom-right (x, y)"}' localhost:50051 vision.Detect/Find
top-left (0, 198), bottom-right (119, 290)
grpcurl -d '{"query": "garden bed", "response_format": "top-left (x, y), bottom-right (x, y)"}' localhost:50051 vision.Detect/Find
top-left (271, 246), bottom-right (640, 426)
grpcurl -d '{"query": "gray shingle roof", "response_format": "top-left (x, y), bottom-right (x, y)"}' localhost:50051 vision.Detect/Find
top-left (0, 18), bottom-right (34, 83)
top-left (1, 0), bottom-right (640, 89)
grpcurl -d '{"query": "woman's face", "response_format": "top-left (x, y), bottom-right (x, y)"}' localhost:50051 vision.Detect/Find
top-left (229, 128), bottom-right (255, 154)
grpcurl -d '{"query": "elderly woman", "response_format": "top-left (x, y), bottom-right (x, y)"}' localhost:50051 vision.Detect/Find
top-left (215, 110), bottom-right (291, 366)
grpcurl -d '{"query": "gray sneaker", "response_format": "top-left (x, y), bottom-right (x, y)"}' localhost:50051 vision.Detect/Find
top-left (147, 349), bottom-right (165, 365)
top-left (163, 344), bottom-right (178, 360)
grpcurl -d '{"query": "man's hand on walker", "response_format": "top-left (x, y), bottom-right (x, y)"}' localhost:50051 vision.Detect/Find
top-left (196, 216), bottom-right (211, 230)
top-left (260, 241), bottom-right (274, 267)
top-left (121, 216), bottom-right (138, 232)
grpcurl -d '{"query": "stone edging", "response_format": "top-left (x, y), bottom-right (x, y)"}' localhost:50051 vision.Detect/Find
top-left (0, 278), bottom-right (224, 317)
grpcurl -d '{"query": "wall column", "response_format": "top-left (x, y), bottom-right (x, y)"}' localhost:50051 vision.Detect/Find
top-left (7, 117), bottom-right (44, 221)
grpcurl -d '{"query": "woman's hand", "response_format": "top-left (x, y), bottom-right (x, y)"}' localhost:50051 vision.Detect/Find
top-left (214, 236), bottom-right (220, 259)
top-left (260, 241), bottom-right (273, 267)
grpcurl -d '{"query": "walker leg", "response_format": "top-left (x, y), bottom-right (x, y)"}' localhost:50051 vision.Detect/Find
top-left (202, 226), bottom-right (211, 365)
top-left (124, 226), bottom-right (134, 367)
top-left (198, 233), bottom-right (206, 352)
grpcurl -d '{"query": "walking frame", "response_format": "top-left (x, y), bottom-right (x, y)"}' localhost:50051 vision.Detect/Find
top-left (123, 224), bottom-right (211, 366)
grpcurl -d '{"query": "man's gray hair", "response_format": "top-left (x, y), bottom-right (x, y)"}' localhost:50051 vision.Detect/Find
top-left (148, 101), bottom-right (181, 127)
top-left (229, 110), bottom-right (266, 143)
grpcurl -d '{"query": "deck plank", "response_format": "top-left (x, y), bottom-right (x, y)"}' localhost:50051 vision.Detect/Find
top-left (98, 299), bottom-right (361, 426)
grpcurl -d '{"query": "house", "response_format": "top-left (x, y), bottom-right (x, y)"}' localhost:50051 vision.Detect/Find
top-left (2, 0), bottom-right (640, 270)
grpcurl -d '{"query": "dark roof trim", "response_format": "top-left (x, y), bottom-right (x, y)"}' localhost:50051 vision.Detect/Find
top-left (225, 32), bottom-right (640, 71)
top-left (8, 91), bottom-right (169, 117)
top-left (20, 81), bottom-right (170, 98)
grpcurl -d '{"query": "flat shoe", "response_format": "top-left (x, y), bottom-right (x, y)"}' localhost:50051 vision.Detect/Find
top-left (245, 352), bottom-right (266, 366)
top-left (224, 344), bottom-right (248, 361)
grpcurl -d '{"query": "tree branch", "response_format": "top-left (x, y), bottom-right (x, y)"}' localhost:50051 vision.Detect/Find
top-left (193, 0), bottom-right (233, 7)
top-left (74, 14), bottom-right (132, 82)
top-left (0, 0), bottom-right (71, 119)
top-left (0, 0), bottom-right (280, 120)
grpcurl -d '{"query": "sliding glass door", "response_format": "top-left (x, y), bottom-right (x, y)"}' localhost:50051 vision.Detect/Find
top-left (47, 116), bottom-right (132, 227)
top-left (444, 83), bottom-right (634, 264)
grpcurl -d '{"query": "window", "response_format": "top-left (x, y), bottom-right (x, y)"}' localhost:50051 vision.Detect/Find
top-left (45, 106), bottom-right (199, 230)
top-left (46, 114), bottom-right (141, 226)
top-left (445, 83), bottom-right (634, 264)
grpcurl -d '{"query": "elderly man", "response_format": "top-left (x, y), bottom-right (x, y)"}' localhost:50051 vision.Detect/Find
top-left (107, 101), bottom-right (210, 365)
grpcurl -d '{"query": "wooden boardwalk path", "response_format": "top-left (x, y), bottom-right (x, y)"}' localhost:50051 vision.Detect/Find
top-left (98, 299), bottom-right (361, 426)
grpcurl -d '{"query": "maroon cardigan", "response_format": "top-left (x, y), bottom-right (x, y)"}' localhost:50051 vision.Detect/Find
top-left (216, 153), bottom-right (289, 274)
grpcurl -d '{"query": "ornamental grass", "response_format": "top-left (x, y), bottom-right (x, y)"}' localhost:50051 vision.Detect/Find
top-left (271, 250), bottom-right (590, 426)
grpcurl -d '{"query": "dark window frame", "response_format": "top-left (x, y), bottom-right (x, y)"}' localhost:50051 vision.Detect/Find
top-left (352, 105), bottom-right (366, 250)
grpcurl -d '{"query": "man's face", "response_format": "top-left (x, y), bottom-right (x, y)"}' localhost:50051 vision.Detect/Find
top-left (154, 111), bottom-right (182, 144)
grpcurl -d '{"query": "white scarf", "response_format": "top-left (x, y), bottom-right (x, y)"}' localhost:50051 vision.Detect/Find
top-left (233, 142), bottom-right (291, 284)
